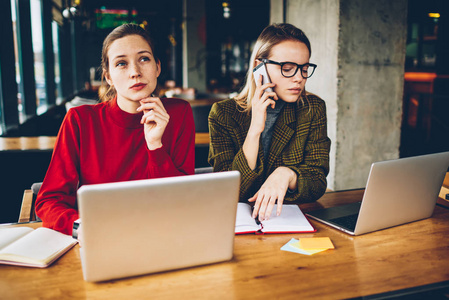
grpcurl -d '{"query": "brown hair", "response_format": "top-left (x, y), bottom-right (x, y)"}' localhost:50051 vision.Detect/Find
top-left (99, 23), bottom-right (159, 102)
top-left (235, 23), bottom-right (312, 111)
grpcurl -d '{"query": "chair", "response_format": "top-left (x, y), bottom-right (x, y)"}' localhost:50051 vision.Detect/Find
top-left (191, 105), bottom-right (212, 133)
top-left (18, 168), bottom-right (214, 223)
top-left (194, 166), bottom-right (213, 174)
top-left (18, 182), bottom-right (42, 223)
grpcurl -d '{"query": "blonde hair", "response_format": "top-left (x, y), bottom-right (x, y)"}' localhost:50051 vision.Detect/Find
top-left (99, 23), bottom-right (159, 102)
top-left (234, 23), bottom-right (312, 111)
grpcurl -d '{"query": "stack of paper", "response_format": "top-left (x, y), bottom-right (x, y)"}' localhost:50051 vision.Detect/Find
top-left (281, 237), bottom-right (334, 255)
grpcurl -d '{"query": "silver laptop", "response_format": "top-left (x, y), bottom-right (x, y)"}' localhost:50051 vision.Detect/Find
top-left (306, 152), bottom-right (449, 236)
top-left (77, 171), bottom-right (240, 282)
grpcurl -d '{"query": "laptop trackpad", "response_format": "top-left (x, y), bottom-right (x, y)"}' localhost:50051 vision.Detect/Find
top-left (308, 202), bottom-right (362, 220)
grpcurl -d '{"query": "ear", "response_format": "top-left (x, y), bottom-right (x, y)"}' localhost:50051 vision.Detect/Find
top-left (254, 59), bottom-right (262, 67)
top-left (156, 60), bottom-right (161, 78)
top-left (104, 69), bottom-right (113, 86)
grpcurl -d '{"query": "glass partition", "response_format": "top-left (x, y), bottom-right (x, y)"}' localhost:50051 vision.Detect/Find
top-left (10, 0), bottom-right (24, 122)
top-left (30, 0), bottom-right (47, 115)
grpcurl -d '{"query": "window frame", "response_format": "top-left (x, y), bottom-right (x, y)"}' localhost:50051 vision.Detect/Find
top-left (0, 0), bottom-right (75, 136)
top-left (15, 0), bottom-right (38, 120)
top-left (0, 0), bottom-right (20, 134)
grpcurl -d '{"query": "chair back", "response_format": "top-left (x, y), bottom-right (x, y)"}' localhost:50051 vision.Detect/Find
top-left (18, 182), bottom-right (42, 223)
top-left (191, 105), bottom-right (212, 133)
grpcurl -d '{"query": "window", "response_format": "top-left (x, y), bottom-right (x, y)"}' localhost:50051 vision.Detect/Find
top-left (0, 0), bottom-right (19, 134)
top-left (0, 103), bottom-right (3, 136)
top-left (30, 0), bottom-right (47, 115)
top-left (0, 0), bottom-right (76, 136)
top-left (405, 2), bottom-right (442, 71)
top-left (10, 0), bottom-right (24, 122)
top-left (52, 21), bottom-right (62, 105)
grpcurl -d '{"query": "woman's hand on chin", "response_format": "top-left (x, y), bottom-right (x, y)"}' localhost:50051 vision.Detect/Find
top-left (137, 96), bottom-right (170, 150)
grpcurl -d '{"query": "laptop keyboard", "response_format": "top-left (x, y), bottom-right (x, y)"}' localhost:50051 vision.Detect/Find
top-left (329, 214), bottom-right (359, 231)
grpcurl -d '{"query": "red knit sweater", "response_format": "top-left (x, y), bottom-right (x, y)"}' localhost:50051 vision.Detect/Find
top-left (35, 97), bottom-right (195, 235)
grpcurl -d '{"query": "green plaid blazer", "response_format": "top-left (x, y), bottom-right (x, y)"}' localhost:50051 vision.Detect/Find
top-left (208, 95), bottom-right (331, 203)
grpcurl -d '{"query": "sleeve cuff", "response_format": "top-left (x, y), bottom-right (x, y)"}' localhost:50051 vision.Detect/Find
top-left (147, 146), bottom-right (170, 166)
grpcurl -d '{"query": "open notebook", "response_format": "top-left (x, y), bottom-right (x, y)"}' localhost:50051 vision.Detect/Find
top-left (235, 203), bottom-right (315, 234)
top-left (77, 171), bottom-right (240, 282)
top-left (0, 227), bottom-right (77, 268)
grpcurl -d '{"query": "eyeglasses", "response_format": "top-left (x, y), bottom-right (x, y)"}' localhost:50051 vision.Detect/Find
top-left (259, 59), bottom-right (317, 79)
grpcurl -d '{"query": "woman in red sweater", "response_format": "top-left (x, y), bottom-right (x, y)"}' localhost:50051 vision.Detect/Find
top-left (35, 24), bottom-right (195, 235)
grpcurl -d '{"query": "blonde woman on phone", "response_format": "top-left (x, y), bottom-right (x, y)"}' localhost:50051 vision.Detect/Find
top-left (208, 23), bottom-right (330, 222)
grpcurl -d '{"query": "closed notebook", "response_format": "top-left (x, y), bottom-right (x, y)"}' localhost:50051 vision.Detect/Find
top-left (0, 227), bottom-right (77, 268)
top-left (235, 203), bottom-right (315, 234)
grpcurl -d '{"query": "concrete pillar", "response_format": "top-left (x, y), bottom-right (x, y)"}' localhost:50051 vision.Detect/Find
top-left (270, 0), bottom-right (284, 23)
top-left (283, 0), bottom-right (340, 190)
top-left (336, 0), bottom-right (406, 189)
top-left (183, 0), bottom-right (207, 92)
top-left (279, 0), bottom-right (407, 190)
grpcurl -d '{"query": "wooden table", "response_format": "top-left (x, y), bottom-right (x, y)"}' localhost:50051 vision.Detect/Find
top-left (1, 190), bottom-right (449, 299)
top-left (194, 132), bottom-right (210, 145)
top-left (0, 136), bottom-right (57, 152)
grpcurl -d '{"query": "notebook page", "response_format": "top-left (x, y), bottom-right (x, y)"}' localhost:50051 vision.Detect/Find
top-left (0, 227), bottom-right (34, 250)
top-left (0, 227), bottom-right (77, 265)
top-left (235, 203), bottom-right (259, 233)
top-left (261, 205), bottom-right (313, 232)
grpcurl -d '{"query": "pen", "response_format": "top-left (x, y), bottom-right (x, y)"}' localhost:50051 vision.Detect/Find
top-left (251, 206), bottom-right (261, 225)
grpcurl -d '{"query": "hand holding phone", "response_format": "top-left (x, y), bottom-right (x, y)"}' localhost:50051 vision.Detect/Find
top-left (253, 62), bottom-right (273, 93)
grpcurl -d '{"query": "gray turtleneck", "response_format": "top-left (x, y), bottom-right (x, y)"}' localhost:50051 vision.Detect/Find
top-left (260, 100), bottom-right (286, 160)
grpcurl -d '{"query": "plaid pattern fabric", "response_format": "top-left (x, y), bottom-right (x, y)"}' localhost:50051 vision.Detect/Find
top-left (208, 95), bottom-right (331, 203)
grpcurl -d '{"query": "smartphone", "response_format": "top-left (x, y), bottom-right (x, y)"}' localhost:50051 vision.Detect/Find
top-left (253, 62), bottom-right (273, 93)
